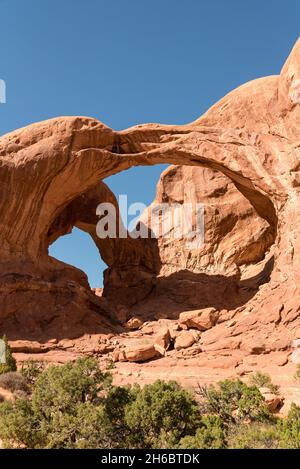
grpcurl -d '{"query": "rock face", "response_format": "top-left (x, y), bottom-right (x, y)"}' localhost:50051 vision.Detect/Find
top-left (0, 39), bottom-right (300, 380)
top-left (142, 165), bottom-right (273, 277)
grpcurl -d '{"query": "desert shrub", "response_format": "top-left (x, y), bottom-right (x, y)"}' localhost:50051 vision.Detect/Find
top-left (0, 372), bottom-right (30, 394)
top-left (227, 422), bottom-right (280, 449)
top-left (197, 379), bottom-right (272, 425)
top-left (38, 402), bottom-right (112, 449)
top-left (277, 403), bottom-right (300, 448)
top-left (0, 336), bottom-right (17, 375)
top-left (230, 405), bottom-right (300, 449)
top-left (0, 357), bottom-right (113, 448)
top-left (124, 380), bottom-right (200, 448)
top-left (106, 359), bottom-right (116, 370)
top-left (102, 385), bottom-right (135, 447)
top-left (31, 357), bottom-right (112, 417)
top-left (249, 371), bottom-right (279, 394)
top-left (178, 415), bottom-right (225, 449)
top-left (0, 396), bottom-right (108, 449)
top-left (0, 398), bottom-right (38, 448)
top-left (1, 359), bottom-right (299, 450)
top-left (21, 360), bottom-right (45, 385)
top-left (0, 362), bottom-right (202, 449)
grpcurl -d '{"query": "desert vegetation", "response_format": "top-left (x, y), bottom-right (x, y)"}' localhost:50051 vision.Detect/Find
top-left (0, 341), bottom-right (300, 449)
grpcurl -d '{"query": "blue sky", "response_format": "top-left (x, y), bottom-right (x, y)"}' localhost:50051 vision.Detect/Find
top-left (0, 0), bottom-right (299, 287)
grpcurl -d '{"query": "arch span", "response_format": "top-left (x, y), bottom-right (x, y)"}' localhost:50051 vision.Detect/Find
top-left (0, 38), bottom-right (299, 340)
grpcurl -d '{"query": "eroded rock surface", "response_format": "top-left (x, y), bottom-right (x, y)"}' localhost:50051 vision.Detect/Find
top-left (1, 39), bottom-right (300, 400)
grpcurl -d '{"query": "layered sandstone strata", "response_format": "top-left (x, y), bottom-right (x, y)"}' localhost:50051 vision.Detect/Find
top-left (0, 39), bottom-right (299, 362)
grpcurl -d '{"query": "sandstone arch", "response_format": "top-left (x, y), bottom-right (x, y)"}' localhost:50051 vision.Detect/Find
top-left (0, 39), bottom-right (299, 345)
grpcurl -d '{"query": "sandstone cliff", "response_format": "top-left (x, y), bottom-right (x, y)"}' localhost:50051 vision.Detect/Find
top-left (0, 39), bottom-right (300, 400)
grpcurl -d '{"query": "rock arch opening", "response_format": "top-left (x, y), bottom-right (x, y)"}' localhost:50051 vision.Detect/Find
top-left (101, 163), bottom-right (276, 321)
top-left (49, 227), bottom-right (107, 289)
top-left (46, 158), bottom-right (276, 321)
top-left (1, 38), bottom-right (300, 341)
top-left (0, 117), bottom-right (280, 340)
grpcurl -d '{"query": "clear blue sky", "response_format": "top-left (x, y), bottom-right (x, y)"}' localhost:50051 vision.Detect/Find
top-left (0, 0), bottom-right (299, 287)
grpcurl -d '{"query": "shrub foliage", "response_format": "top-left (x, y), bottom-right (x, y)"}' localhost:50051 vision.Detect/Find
top-left (0, 358), bottom-right (299, 449)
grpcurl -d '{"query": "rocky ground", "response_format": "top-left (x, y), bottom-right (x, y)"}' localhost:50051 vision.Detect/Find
top-left (8, 302), bottom-right (300, 415)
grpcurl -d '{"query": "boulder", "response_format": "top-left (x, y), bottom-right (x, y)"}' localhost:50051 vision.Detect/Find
top-left (153, 327), bottom-right (171, 355)
top-left (125, 317), bottom-right (143, 330)
top-left (189, 329), bottom-right (202, 342)
top-left (112, 348), bottom-right (127, 362)
top-left (175, 331), bottom-right (196, 350)
top-left (179, 308), bottom-right (219, 331)
top-left (168, 323), bottom-right (181, 339)
top-left (259, 387), bottom-right (284, 412)
top-left (124, 339), bottom-right (160, 362)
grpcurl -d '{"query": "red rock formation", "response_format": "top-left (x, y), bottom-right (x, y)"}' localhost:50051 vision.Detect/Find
top-left (144, 165), bottom-right (274, 276)
top-left (0, 39), bottom-right (299, 379)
